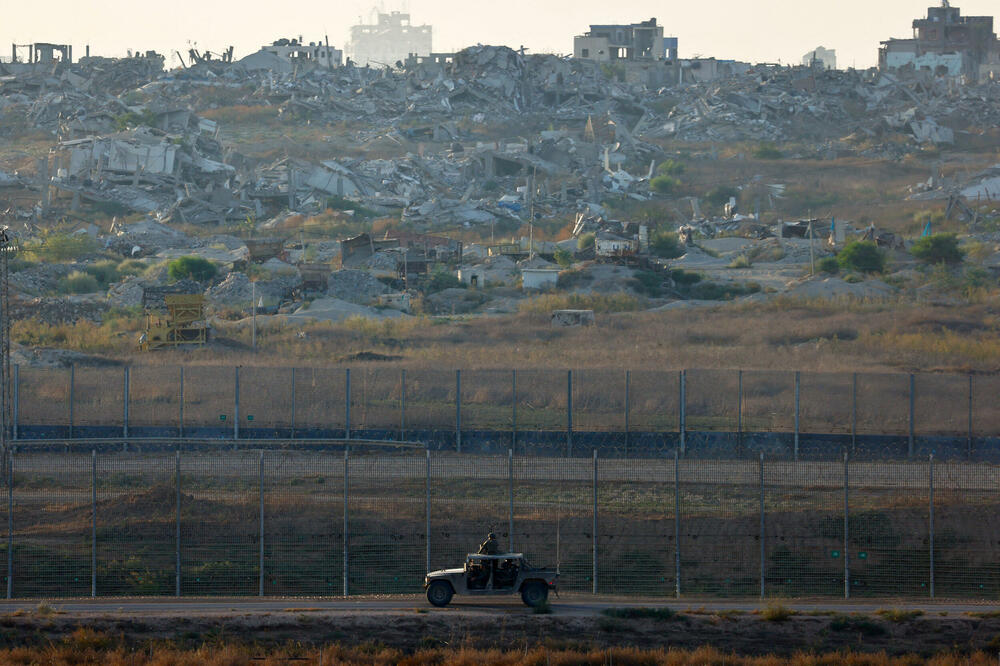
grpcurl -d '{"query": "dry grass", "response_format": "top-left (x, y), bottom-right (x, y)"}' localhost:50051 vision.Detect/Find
top-left (0, 642), bottom-right (997, 665)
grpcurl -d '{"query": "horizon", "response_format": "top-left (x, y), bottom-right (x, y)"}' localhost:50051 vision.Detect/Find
top-left (3, 0), bottom-right (998, 70)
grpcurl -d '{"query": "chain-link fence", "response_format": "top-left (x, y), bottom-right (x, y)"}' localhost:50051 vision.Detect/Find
top-left (9, 365), bottom-right (1000, 459)
top-left (0, 448), bottom-right (995, 600)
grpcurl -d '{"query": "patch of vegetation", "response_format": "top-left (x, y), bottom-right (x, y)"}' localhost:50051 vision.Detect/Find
top-left (837, 240), bottom-right (886, 274)
top-left (422, 265), bottom-right (465, 294)
top-left (705, 185), bottom-right (740, 207)
top-left (113, 108), bottom-right (156, 131)
top-left (167, 256), bottom-right (218, 282)
top-left (911, 233), bottom-right (964, 265)
top-left (553, 247), bottom-right (574, 269)
top-left (519, 292), bottom-right (643, 314)
top-left (23, 233), bottom-right (97, 262)
top-left (687, 280), bottom-right (761, 301)
top-left (326, 195), bottom-right (377, 219)
top-left (656, 160), bottom-right (685, 177)
top-left (670, 269), bottom-right (703, 286)
top-left (629, 270), bottom-right (668, 297)
top-left (728, 254), bottom-right (752, 269)
top-left (817, 256), bottom-right (840, 274)
top-left (84, 260), bottom-right (124, 287)
top-left (556, 268), bottom-right (592, 289)
top-left (651, 174), bottom-right (681, 195)
top-left (57, 271), bottom-right (101, 294)
top-left (752, 143), bottom-right (783, 160)
top-left (577, 233), bottom-right (595, 251)
top-left (876, 608), bottom-right (924, 623)
top-left (830, 615), bottom-right (887, 636)
top-left (650, 230), bottom-right (684, 259)
top-left (601, 607), bottom-right (681, 621)
top-left (760, 604), bottom-right (795, 622)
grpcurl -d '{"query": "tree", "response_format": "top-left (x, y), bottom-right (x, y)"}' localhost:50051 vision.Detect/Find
top-left (650, 175), bottom-right (680, 195)
top-left (650, 231), bottom-right (684, 259)
top-left (553, 248), bottom-right (574, 269)
top-left (577, 233), bottom-right (595, 251)
top-left (168, 256), bottom-right (218, 282)
top-left (837, 241), bottom-right (886, 274)
top-left (910, 233), bottom-right (964, 265)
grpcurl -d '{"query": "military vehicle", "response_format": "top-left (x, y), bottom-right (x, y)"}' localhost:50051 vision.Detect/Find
top-left (424, 553), bottom-right (558, 607)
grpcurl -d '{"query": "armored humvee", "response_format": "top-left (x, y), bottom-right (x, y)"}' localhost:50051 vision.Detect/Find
top-left (424, 553), bottom-right (558, 607)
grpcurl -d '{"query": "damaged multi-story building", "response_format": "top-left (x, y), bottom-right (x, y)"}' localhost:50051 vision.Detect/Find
top-left (573, 18), bottom-right (677, 63)
top-left (348, 11), bottom-right (432, 67)
top-left (879, 2), bottom-right (1000, 81)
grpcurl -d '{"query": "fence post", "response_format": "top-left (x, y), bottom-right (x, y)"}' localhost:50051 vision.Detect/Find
top-left (234, 367), bottom-right (240, 442)
top-left (843, 451), bottom-right (850, 599)
top-left (175, 449), bottom-right (181, 597)
top-left (6, 449), bottom-right (11, 599)
top-left (850, 373), bottom-right (857, 453)
top-left (123, 367), bottom-right (130, 439)
top-left (967, 374), bottom-right (973, 459)
top-left (69, 364), bottom-right (75, 439)
top-left (345, 369), bottom-right (351, 441)
top-left (567, 371), bottom-right (573, 458)
top-left (674, 448), bottom-right (681, 598)
top-left (793, 372), bottom-right (800, 461)
top-left (455, 370), bottom-right (461, 453)
top-left (425, 447), bottom-right (430, 575)
top-left (759, 451), bottom-right (765, 600)
top-left (624, 370), bottom-right (630, 458)
top-left (508, 448), bottom-right (514, 552)
top-left (178, 367), bottom-right (184, 439)
top-left (290, 367), bottom-right (296, 439)
top-left (343, 447), bottom-right (349, 597)
top-left (679, 370), bottom-right (686, 457)
top-left (591, 448), bottom-right (597, 595)
top-left (908, 374), bottom-right (915, 458)
top-left (11, 365), bottom-right (17, 441)
top-left (91, 450), bottom-right (96, 598)
top-left (400, 369), bottom-right (406, 441)
top-left (737, 370), bottom-right (743, 453)
top-left (511, 370), bottom-right (516, 454)
top-left (929, 453), bottom-right (935, 599)
top-left (259, 450), bottom-right (264, 597)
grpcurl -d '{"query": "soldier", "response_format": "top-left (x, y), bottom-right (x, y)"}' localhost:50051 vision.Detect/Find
top-left (478, 531), bottom-right (501, 555)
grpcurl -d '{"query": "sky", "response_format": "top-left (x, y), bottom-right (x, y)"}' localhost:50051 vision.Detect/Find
top-left (2, 0), bottom-right (997, 70)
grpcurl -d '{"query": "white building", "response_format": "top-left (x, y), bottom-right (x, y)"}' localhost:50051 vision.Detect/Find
top-left (802, 46), bottom-right (837, 70)
top-left (521, 269), bottom-right (560, 291)
top-left (348, 12), bottom-right (432, 67)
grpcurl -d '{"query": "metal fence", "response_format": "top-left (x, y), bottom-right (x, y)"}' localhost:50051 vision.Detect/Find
top-left (1, 448), bottom-right (996, 600)
top-left (10, 365), bottom-right (1000, 458)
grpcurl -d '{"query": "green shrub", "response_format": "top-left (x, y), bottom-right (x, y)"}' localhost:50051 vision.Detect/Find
top-left (837, 241), bottom-right (886, 274)
top-left (630, 270), bottom-right (667, 297)
top-left (423, 266), bottom-right (464, 294)
top-left (167, 256), bottom-right (218, 282)
top-left (728, 254), bottom-right (752, 269)
top-left (910, 233), bottom-right (964, 264)
top-left (117, 260), bottom-right (147, 277)
top-left (876, 608), bottom-right (923, 623)
top-left (760, 604), bottom-right (795, 622)
top-left (58, 271), bottom-right (101, 294)
top-left (577, 233), bottom-right (595, 251)
top-left (650, 174), bottom-right (680, 195)
top-left (752, 143), bottom-right (783, 160)
top-left (817, 256), bottom-right (840, 274)
top-left (650, 231), bottom-right (684, 259)
top-left (670, 269), bottom-right (703, 286)
top-left (705, 185), bottom-right (740, 207)
top-left (656, 160), bottom-right (685, 177)
top-left (26, 233), bottom-right (97, 262)
top-left (85, 260), bottom-right (122, 287)
top-left (553, 248), bottom-right (574, 269)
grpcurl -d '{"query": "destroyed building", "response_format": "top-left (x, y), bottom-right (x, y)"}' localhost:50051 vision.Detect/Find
top-left (879, 2), bottom-right (1000, 80)
top-left (348, 11), bottom-right (432, 67)
top-left (573, 18), bottom-right (678, 62)
top-left (802, 46), bottom-right (837, 70)
top-left (11, 42), bottom-right (72, 65)
top-left (238, 37), bottom-right (342, 72)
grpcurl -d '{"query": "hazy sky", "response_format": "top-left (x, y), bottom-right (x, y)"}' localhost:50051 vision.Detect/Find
top-left (3, 0), bottom-right (997, 69)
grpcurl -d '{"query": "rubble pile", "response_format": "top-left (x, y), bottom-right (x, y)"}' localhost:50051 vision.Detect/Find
top-left (10, 296), bottom-right (105, 325)
top-left (326, 269), bottom-right (391, 304)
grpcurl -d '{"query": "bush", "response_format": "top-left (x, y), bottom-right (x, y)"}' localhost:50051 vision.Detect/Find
top-left (876, 608), bottom-right (923, 623)
top-left (817, 256), bottom-right (840, 274)
top-left (167, 256), bottom-right (218, 282)
top-left (670, 269), bottom-right (703, 286)
top-left (423, 266), bottom-right (464, 294)
top-left (760, 604), bottom-right (795, 622)
top-left (911, 233), bottom-right (964, 264)
top-left (753, 143), bottom-right (783, 160)
top-left (837, 241), bottom-right (886, 274)
top-left (85, 260), bottom-right (122, 287)
top-left (553, 247), bottom-right (574, 269)
top-left (117, 260), bottom-right (147, 277)
top-left (58, 271), bottom-right (101, 294)
top-left (630, 270), bottom-right (667, 297)
top-left (728, 254), bottom-right (752, 269)
top-left (705, 185), bottom-right (740, 207)
top-left (656, 159), bottom-right (685, 177)
top-left (26, 233), bottom-right (97, 262)
top-left (650, 231), bottom-right (684, 259)
top-left (577, 233), bottom-right (595, 251)
top-left (650, 174), bottom-right (680, 195)
top-left (830, 615), bottom-right (886, 636)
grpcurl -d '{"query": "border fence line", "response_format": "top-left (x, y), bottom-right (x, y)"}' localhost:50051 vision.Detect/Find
top-left (0, 447), bottom-right (996, 600)
top-left (8, 365), bottom-right (1000, 459)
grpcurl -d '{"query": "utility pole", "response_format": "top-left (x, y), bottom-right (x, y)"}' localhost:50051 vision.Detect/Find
top-left (528, 167), bottom-right (536, 259)
top-left (0, 218), bottom-right (16, 481)
top-left (251, 279), bottom-right (256, 351)
top-left (808, 219), bottom-right (815, 276)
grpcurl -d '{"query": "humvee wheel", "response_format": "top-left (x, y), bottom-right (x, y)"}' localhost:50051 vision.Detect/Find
top-left (426, 581), bottom-right (454, 607)
top-left (521, 581), bottom-right (548, 607)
